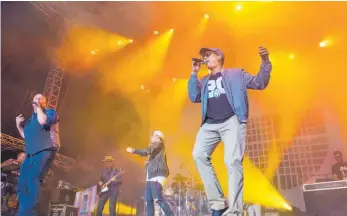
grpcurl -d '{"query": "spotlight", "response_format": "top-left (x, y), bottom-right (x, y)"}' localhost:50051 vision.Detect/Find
top-left (204, 14), bottom-right (210, 19)
top-left (236, 4), bottom-right (243, 11)
top-left (154, 30), bottom-right (159, 35)
top-left (319, 40), bottom-right (327, 48)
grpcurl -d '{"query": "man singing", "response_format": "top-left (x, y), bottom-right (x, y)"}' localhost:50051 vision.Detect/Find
top-left (126, 130), bottom-right (174, 216)
top-left (188, 47), bottom-right (272, 216)
top-left (96, 156), bottom-right (123, 216)
top-left (15, 94), bottom-right (60, 215)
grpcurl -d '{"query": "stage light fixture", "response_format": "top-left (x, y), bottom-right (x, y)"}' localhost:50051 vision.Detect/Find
top-left (236, 4), bottom-right (243, 11)
top-left (319, 41), bottom-right (327, 48)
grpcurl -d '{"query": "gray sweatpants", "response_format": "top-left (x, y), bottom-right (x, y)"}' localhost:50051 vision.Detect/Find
top-left (192, 115), bottom-right (246, 215)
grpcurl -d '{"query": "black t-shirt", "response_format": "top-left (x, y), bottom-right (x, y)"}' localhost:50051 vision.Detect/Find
top-left (332, 162), bottom-right (347, 180)
top-left (205, 72), bottom-right (234, 124)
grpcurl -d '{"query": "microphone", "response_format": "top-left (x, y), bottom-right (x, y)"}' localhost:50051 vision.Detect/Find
top-left (31, 101), bottom-right (40, 108)
top-left (192, 58), bottom-right (207, 64)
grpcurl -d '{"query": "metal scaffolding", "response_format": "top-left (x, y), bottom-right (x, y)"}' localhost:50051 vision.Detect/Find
top-left (1, 133), bottom-right (75, 172)
top-left (43, 60), bottom-right (66, 110)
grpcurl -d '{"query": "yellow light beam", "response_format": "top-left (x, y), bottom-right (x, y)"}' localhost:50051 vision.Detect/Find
top-left (244, 156), bottom-right (291, 210)
top-left (57, 26), bottom-right (130, 71)
top-left (102, 201), bottom-right (136, 215)
top-left (150, 79), bottom-right (187, 133)
top-left (102, 29), bottom-right (174, 93)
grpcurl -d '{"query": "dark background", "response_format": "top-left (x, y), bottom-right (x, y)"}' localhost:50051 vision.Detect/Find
top-left (1, 1), bottom-right (152, 207)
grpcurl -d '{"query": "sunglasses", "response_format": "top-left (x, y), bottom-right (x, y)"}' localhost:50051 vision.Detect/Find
top-left (204, 51), bottom-right (218, 58)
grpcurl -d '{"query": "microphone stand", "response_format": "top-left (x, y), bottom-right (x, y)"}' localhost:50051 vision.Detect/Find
top-left (199, 190), bottom-right (203, 216)
top-left (178, 182), bottom-right (181, 216)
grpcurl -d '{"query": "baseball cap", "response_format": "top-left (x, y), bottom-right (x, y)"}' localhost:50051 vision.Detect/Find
top-left (199, 48), bottom-right (225, 59)
top-left (153, 130), bottom-right (165, 140)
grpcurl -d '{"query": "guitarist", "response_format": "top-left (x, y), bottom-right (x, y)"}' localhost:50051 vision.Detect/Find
top-left (96, 156), bottom-right (123, 216)
top-left (126, 130), bottom-right (174, 216)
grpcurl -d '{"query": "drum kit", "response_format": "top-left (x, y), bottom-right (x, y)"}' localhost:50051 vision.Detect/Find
top-left (156, 173), bottom-right (210, 216)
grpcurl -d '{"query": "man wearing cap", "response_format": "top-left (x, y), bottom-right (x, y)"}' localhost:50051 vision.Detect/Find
top-left (96, 156), bottom-right (123, 216)
top-left (126, 130), bottom-right (174, 216)
top-left (188, 47), bottom-right (271, 216)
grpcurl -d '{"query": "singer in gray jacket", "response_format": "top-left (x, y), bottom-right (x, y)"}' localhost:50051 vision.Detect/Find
top-left (188, 47), bottom-right (272, 216)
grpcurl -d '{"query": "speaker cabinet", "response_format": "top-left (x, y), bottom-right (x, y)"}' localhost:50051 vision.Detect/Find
top-left (50, 188), bottom-right (77, 205)
top-left (304, 185), bottom-right (347, 216)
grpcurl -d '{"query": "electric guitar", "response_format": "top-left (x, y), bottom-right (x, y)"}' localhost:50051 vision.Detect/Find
top-left (98, 169), bottom-right (125, 195)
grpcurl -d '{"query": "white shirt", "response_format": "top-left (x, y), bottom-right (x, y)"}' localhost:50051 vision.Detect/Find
top-left (148, 176), bottom-right (166, 186)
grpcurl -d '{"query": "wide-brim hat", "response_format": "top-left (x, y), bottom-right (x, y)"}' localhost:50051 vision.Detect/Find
top-left (102, 156), bottom-right (115, 162)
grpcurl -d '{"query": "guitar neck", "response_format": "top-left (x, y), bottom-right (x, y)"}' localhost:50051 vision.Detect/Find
top-left (104, 176), bottom-right (116, 187)
top-left (102, 170), bottom-right (124, 187)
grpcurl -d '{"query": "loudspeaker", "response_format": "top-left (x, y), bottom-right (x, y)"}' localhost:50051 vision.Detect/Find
top-left (304, 187), bottom-right (347, 216)
top-left (50, 188), bottom-right (77, 205)
top-left (48, 204), bottom-right (78, 216)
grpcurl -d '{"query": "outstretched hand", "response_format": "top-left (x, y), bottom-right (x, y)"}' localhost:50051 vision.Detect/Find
top-left (126, 147), bottom-right (134, 153)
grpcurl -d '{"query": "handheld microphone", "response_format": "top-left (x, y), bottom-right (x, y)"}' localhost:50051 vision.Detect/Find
top-left (192, 58), bottom-right (207, 64)
top-left (31, 101), bottom-right (40, 108)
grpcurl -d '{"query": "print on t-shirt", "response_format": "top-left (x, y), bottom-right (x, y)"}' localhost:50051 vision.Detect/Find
top-left (332, 162), bottom-right (347, 180)
top-left (208, 77), bottom-right (226, 98)
top-left (205, 72), bottom-right (234, 124)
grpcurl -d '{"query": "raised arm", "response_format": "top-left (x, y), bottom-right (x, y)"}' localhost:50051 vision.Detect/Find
top-left (188, 73), bottom-right (202, 103)
top-left (38, 108), bottom-right (58, 127)
top-left (126, 147), bottom-right (151, 157)
top-left (243, 47), bottom-right (272, 90)
top-left (188, 60), bottom-right (203, 103)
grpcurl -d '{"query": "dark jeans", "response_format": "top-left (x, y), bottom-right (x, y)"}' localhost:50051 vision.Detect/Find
top-left (96, 190), bottom-right (118, 216)
top-left (17, 150), bottom-right (56, 216)
top-left (145, 181), bottom-right (174, 216)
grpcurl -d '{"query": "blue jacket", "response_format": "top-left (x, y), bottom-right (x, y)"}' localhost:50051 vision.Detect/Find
top-left (188, 62), bottom-right (272, 124)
